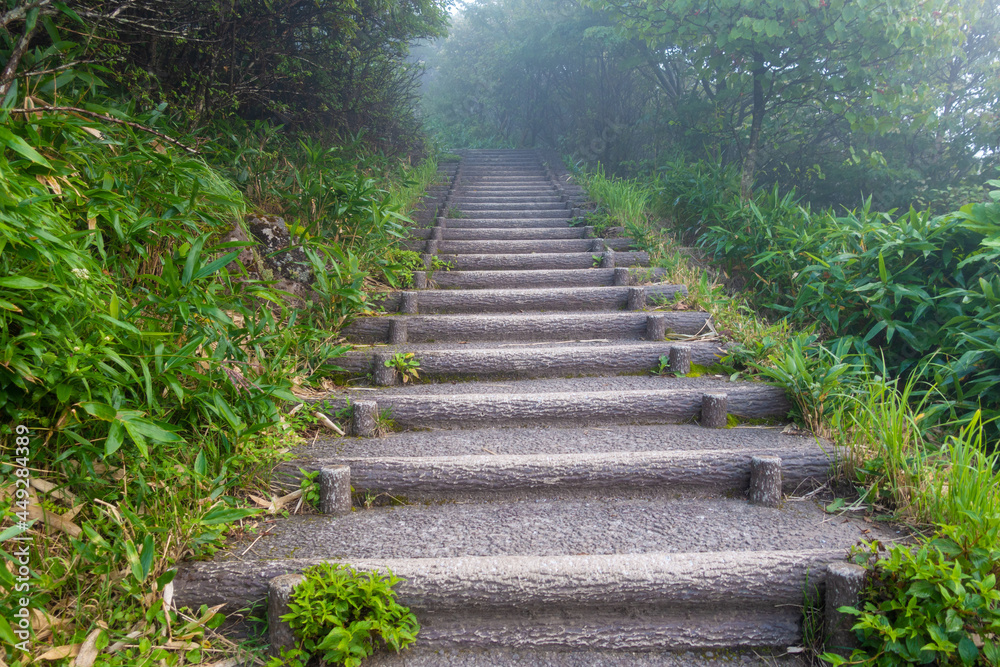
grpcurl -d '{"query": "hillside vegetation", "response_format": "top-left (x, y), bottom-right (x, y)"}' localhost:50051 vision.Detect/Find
top-left (0, 1), bottom-right (446, 664)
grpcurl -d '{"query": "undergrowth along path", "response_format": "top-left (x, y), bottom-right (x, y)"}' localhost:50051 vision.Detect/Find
top-left (173, 150), bottom-right (889, 665)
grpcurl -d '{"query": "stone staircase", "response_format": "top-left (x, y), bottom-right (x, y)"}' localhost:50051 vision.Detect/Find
top-left (173, 150), bottom-right (885, 665)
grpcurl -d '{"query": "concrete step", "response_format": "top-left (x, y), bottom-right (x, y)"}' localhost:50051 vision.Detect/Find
top-left (207, 496), bottom-right (873, 564)
top-left (452, 187), bottom-right (558, 194)
top-left (382, 284), bottom-right (685, 314)
top-left (427, 251), bottom-right (648, 271)
top-left (175, 549), bottom-right (845, 650)
top-left (448, 210), bottom-right (570, 219)
top-left (439, 218), bottom-right (572, 229)
top-left (363, 646), bottom-right (805, 666)
top-left (314, 376), bottom-right (790, 429)
top-left (457, 178), bottom-right (553, 184)
top-left (450, 198), bottom-right (566, 206)
top-left (453, 202), bottom-right (569, 212)
top-left (334, 340), bottom-right (725, 381)
top-left (402, 238), bottom-right (637, 254)
top-left (276, 426), bottom-right (833, 502)
top-left (410, 227), bottom-right (586, 241)
top-left (343, 310), bottom-right (711, 344)
top-left (427, 267), bottom-right (670, 289)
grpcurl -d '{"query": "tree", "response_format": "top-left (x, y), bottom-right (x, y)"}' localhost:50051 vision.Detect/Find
top-left (585, 0), bottom-right (968, 197)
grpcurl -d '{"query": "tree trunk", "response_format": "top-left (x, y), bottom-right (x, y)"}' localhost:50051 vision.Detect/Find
top-left (740, 54), bottom-right (766, 200)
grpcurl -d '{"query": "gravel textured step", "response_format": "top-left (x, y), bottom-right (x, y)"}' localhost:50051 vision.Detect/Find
top-left (385, 284), bottom-right (685, 314)
top-left (453, 187), bottom-right (558, 195)
top-left (449, 195), bottom-right (565, 203)
top-left (441, 218), bottom-right (572, 228)
top-left (452, 202), bottom-right (568, 212)
top-left (314, 380), bottom-right (789, 429)
top-left (427, 268), bottom-right (670, 289)
top-left (433, 251), bottom-right (649, 271)
top-left (283, 447), bottom-right (831, 501)
top-left (287, 424), bottom-right (816, 459)
top-left (173, 548), bottom-right (848, 649)
top-left (216, 497), bottom-right (880, 562)
top-left (410, 227), bottom-right (586, 241)
top-left (365, 646), bottom-right (805, 666)
top-left (435, 239), bottom-right (634, 254)
top-left (334, 340), bottom-right (723, 379)
top-left (449, 209), bottom-right (571, 219)
top-left (342, 310), bottom-right (711, 343)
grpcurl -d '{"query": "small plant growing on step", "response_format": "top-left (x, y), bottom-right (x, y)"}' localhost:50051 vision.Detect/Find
top-left (386, 352), bottom-right (420, 383)
top-left (299, 468), bottom-right (321, 510)
top-left (446, 206), bottom-right (467, 218)
top-left (430, 256), bottom-right (454, 271)
top-left (650, 354), bottom-right (672, 375)
top-left (592, 254), bottom-right (602, 268)
top-left (269, 562), bottom-right (419, 667)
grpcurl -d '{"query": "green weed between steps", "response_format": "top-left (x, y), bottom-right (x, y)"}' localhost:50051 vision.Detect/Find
top-left (269, 562), bottom-right (419, 667)
top-left (571, 158), bottom-right (1000, 664)
top-left (385, 353), bottom-right (421, 384)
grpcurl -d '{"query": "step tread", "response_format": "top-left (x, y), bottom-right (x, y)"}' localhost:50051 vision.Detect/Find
top-left (225, 497), bottom-right (888, 562)
top-left (326, 374), bottom-right (762, 398)
top-left (294, 424), bottom-right (813, 459)
top-left (364, 646), bottom-right (805, 666)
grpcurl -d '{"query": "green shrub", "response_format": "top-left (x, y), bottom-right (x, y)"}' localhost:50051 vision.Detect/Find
top-left (270, 563), bottom-right (420, 667)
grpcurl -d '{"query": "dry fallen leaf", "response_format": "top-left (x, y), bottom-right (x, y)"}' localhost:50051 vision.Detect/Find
top-left (38, 644), bottom-right (81, 661)
top-left (71, 629), bottom-right (103, 667)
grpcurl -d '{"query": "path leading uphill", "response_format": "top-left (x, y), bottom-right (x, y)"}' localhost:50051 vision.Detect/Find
top-left (173, 150), bottom-right (890, 665)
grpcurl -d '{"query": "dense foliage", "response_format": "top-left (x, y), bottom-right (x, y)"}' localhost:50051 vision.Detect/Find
top-left (652, 158), bottom-right (1000, 436)
top-left (0, 2), bottom-right (441, 663)
top-left (423, 0), bottom-right (999, 211)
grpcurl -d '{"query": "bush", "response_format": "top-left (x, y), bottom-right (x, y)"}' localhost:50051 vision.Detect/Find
top-left (270, 563), bottom-right (419, 667)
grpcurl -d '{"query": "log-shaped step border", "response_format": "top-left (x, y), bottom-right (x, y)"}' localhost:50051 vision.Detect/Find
top-left (449, 210), bottom-right (571, 219)
top-left (343, 311), bottom-right (711, 344)
top-left (281, 447), bottom-right (832, 500)
top-left (428, 251), bottom-right (648, 271)
top-left (433, 239), bottom-right (635, 254)
top-left (313, 384), bottom-right (790, 429)
top-left (452, 202), bottom-right (568, 212)
top-left (172, 550), bottom-right (841, 646)
top-left (439, 218), bottom-right (572, 229)
top-left (410, 227), bottom-right (586, 241)
top-left (449, 195), bottom-right (565, 203)
top-left (428, 268), bottom-right (670, 290)
top-left (333, 341), bottom-right (723, 380)
top-left (384, 283), bottom-right (684, 314)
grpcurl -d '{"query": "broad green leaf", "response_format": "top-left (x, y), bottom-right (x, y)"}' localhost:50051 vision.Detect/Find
top-left (0, 127), bottom-right (53, 168)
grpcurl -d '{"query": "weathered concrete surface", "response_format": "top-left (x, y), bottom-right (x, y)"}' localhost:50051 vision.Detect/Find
top-left (313, 383), bottom-right (789, 429)
top-left (427, 268), bottom-right (670, 289)
top-left (333, 340), bottom-right (724, 380)
top-left (442, 218), bottom-right (571, 228)
top-left (414, 227), bottom-right (587, 241)
top-left (288, 423), bottom-right (827, 459)
top-left (172, 549), bottom-right (843, 629)
top-left (385, 284), bottom-right (685, 314)
top-left (283, 447), bottom-right (831, 500)
top-left (342, 310), bottom-right (711, 343)
top-left (436, 239), bottom-right (627, 254)
top-left (366, 646), bottom-right (805, 666)
top-left (431, 251), bottom-right (649, 271)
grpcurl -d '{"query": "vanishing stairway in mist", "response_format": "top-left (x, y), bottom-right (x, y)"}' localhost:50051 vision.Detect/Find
top-left (172, 150), bottom-right (881, 665)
